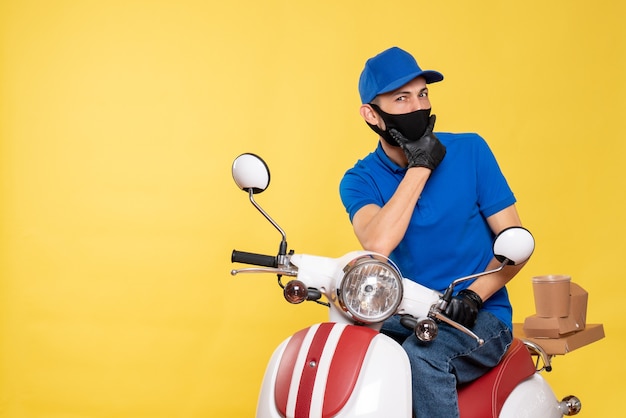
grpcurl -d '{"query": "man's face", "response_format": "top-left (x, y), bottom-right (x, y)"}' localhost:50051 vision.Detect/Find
top-left (374, 76), bottom-right (431, 117)
top-left (360, 76), bottom-right (434, 146)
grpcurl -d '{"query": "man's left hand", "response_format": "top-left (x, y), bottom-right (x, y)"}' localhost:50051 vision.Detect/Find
top-left (444, 289), bottom-right (483, 329)
top-left (389, 115), bottom-right (446, 170)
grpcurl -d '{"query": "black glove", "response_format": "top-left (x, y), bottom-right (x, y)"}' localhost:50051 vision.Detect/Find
top-left (389, 115), bottom-right (446, 170)
top-left (444, 289), bottom-right (483, 329)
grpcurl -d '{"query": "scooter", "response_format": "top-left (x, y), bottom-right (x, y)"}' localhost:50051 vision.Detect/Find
top-left (229, 153), bottom-right (582, 418)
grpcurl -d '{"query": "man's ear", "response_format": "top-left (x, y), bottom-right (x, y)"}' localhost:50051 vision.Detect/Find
top-left (360, 104), bottom-right (380, 126)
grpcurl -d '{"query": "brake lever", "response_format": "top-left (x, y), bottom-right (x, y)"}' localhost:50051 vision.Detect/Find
top-left (231, 267), bottom-right (298, 276)
top-left (429, 310), bottom-right (485, 346)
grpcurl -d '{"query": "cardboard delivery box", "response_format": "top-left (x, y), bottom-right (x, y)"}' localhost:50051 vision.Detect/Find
top-left (516, 279), bottom-right (605, 356)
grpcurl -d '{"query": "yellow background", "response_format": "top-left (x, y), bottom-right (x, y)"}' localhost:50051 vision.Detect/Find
top-left (1, 1), bottom-right (623, 417)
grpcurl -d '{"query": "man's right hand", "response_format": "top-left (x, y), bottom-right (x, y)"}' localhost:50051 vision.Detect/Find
top-left (389, 115), bottom-right (446, 170)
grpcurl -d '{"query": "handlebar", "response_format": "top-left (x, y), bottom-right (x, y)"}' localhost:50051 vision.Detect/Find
top-left (231, 250), bottom-right (277, 268)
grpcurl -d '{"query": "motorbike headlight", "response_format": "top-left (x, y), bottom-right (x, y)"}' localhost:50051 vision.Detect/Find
top-left (337, 254), bottom-right (403, 324)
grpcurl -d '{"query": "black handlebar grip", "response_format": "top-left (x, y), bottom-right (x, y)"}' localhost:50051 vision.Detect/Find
top-left (231, 250), bottom-right (277, 268)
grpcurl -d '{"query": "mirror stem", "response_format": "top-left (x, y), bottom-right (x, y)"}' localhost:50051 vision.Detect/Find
top-left (248, 189), bottom-right (288, 255)
top-left (443, 259), bottom-right (509, 303)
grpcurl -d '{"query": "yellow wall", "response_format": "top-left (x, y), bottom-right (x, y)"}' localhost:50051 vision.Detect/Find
top-left (1, 1), bottom-right (623, 416)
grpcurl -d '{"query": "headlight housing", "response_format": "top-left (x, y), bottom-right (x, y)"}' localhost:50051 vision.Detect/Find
top-left (336, 254), bottom-right (403, 324)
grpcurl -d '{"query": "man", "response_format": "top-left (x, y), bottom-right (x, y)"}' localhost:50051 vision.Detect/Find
top-left (339, 46), bottom-right (528, 417)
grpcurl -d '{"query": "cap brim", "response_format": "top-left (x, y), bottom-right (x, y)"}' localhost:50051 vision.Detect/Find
top-left (377, 70), bottom-right (444, 98)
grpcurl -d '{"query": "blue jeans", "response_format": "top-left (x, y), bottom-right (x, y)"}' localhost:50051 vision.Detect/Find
top-left (380, 311), bottom-right (512, 418)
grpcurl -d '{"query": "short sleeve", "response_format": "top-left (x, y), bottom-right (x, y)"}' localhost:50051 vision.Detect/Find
top-left (474, 137), bottom-right (516, 217)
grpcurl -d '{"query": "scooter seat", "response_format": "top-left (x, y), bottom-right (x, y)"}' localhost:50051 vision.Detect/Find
top-left (457, 338), bottom-right (536, 418)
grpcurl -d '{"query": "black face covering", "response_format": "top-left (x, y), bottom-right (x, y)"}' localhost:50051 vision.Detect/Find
top-left (367, 104), bottom-right (431, 147)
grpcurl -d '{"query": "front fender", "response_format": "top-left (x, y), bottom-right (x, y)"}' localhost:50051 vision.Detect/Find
top-left (256, 322), bottom-right (412, 418)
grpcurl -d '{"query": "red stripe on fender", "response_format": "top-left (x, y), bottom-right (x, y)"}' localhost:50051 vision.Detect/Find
top-left (275, 327), bottom-right (309, 417)
top-left (323, 326), bottom-right (378, 417)
top-left (294, 323), bottom-right (335, 417)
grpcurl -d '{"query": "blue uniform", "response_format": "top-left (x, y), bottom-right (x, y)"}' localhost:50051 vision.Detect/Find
top-left (339, 132), bottom-right (516, 330)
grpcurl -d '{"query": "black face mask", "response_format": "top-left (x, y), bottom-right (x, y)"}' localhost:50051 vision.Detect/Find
top-left (367, 103), bottom-right (431, 147)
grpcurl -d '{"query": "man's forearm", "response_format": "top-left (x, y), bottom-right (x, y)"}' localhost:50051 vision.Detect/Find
top-left (353, 167), bottom-right (431, 255)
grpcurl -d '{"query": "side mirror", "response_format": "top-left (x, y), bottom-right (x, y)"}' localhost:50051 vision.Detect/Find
top-left (232, 153), bottom-right (270, 194)
top-left (231, 153), bottom-right (288, 255)
top-left (493, 227), bottom-right (535, 265)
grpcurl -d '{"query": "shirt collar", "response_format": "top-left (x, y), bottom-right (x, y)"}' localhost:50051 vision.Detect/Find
top-left (375, 141), bottom-right (406, 174)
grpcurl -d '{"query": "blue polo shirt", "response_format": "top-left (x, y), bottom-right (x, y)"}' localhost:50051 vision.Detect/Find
top-left (339, 132), bottom-right (517, 329)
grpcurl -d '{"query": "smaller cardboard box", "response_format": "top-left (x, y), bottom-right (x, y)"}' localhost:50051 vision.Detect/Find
top-left (522, 316), bottom-right (581, 339)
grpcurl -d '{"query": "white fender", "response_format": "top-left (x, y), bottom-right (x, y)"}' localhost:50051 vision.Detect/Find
top-left (499, 373), bottom-right (562, 418)
top-left (256, 323), bottom-right (412, 418)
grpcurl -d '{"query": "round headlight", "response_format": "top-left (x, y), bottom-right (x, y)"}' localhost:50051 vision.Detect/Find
top-left (337, 254), bottom-right (403, 324)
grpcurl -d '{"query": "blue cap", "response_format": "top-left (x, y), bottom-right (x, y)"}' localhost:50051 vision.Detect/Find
top-left (358, 47), bottom-right (444, 104)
